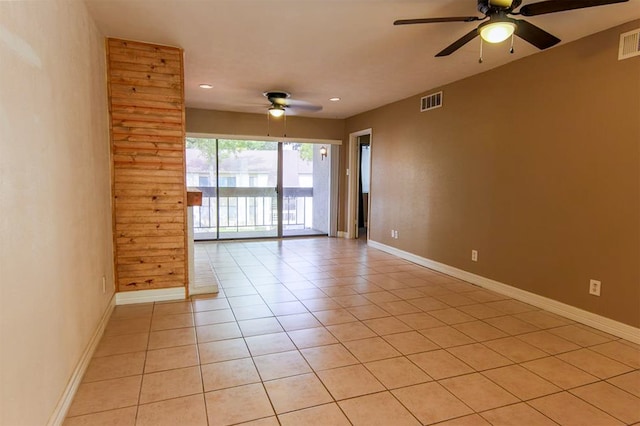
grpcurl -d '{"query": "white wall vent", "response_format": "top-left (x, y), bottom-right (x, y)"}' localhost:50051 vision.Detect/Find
top-left (421, 91), bottom-right (443, 112)
top-left (618, 28), bottom-right (640, 60)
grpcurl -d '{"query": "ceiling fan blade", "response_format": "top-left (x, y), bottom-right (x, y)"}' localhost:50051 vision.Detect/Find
top-left (287, 100), bottom-right (323, 112)
top-left (514, 19), bottom-right (561, 49)
top-left (394, 16), bottom-right (482, 25)
top-left (518, 0), bottom-right (628, 16)
top-left (435, 28), bottom-right (479, 57)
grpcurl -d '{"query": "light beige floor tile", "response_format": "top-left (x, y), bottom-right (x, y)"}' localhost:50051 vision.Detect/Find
top-left (231, 304), bottom-right (274, 321)
top-left (136, 394), bottom-right (207, 426)
top-left (83, 352), bottom-right (145, 383)
top-left (196, 322), bottom-right (242, 342)
top-left (409, 349), bottom-right (474, 380)
top-left (104, 317), bottom-right (151, 337)
top-left (318, 364), bottom-right (384, 399)
top-left (517, 331), bottom-right (581, 355)
top-left (377, 300), bottom-right (422, 315)
top-left (607, 370), bottom-right (640, 398)
top-left (457, 304), bottom-right (504, 320)
top-left (244, 332), bottom-right (296, 356)
top-left (591, 341), bottom-right (640, 368)
top-left (365, 356), bottom-right (431, 388)
top-left (485, 300), bottom-right (536, 315)
top-left (408, 296), bottom-right (449, 311)
top-left (482, 364), bottom-right (560, 400)
top-left (483, 337), bottom-right (548, 363)
top-left (390, 288), bottom-right (428, 300)
top-left (428, 308), bottom-right (476, 325)
top-left (484, 315), bottom-right (539, 335)
top-left (347, 304), bottom-right (393, 320)
top-left (363, 317), bottom-right (412, 335)
top-left (529, 392), bottom-right (623, 426)
top-left (67, 375), bottom-right (141, 417)
top-left (153, 301), bottom-right (193, 316)
top-left (302, 297), bottom-right (342, 311)
top-left (363, 291), bottom-right (401, 303)
top-left (382, 331), bottom-right (438, 355)
top-left (548, 324), bottom-right (613, 347)
top-left (464, 290), bottom-right (508, 303)
top-left (198, 338), bottom-right (249, 364)
top-left (514, 310), bottom-right (573, 329)
top-left (264, 373), bottom-right (333, 414)
top-left (144, 344), bottom-right (198, 373)
top-left (440, 373), bottom-right (519, 412)
top-left (326, 321), bottom-right (376, 341)
top-left (333, 294), bottom-right (372, 308)
top-left (392, 381), bottom-right (473, 424)
top-left (63, 407), bottom-right (136, 426)
top-left (343, 337), bottom-right (401, 362)
top-left (253, 350), bottom-right (311, 380)
top-left (150, 313), bottom-right (195, 331)
top-left (201, 357), bottom-right (260, 391)
top-left (268, 301), bottom-right (308, 316)
top-left (287, 327), bottom-right (338, 348)
top-left (110, 304), bottom-right (153, 321)
top-left (278, 403), bottom-right (351, 426)
top-left (148, 327), bottom-right (196, 350)
top-left (447, 343), bottom-right (512, 371)
top-left (437, 414), bottom-right (492, 425)
top-left (277, 312), bottom-right (322, 331)
top-left (338, 391), bottom-right (421, 426)
top-left (238, 317), bottom-right (284, 337)
top-left (237, 417), bottom-right (279, 426)
top-left (94, 333), bottom-right (149, 357)
top-left (139, 366), bottom-right (202, 404)
top-left (205, 383), bottom-right (275, 425)
top-left (557, 348), bottom-right (633, 379)
top-left (313, 308), bottom-right (358, 325)
top-left (419, 325), bottom-right (475, 348)
top-left (522, 356), bottom-right (599, 389)
top-left (480, 402), bottom-right (558, 426)
top-left (191, 297), bottom-right (230, 312)
top-left (396, 312), bottom-right (445, 330)
top-left (570, 381), bottom-right (640, 424)
top-left (300, 343), bottom-right (359, 370)
top-left (227, 295), bottom-right (265, 308)
top-left (193, 309), bottom-right (235, 326)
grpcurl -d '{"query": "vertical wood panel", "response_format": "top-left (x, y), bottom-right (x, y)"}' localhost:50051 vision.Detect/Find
top-left (107, 38), bottom-right (187, 293)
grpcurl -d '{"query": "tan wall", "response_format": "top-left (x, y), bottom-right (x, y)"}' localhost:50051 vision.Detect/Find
top-left (345, 21), bottom-right (640, 327)
top-left (186, 108), bottom-right (345, 141)
top-left (0, 1), bottom-right (113, 424)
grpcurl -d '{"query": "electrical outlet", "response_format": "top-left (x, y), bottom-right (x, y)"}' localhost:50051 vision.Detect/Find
top-left (102, 276), bottom-right (106, 293)
top-left (391, 229), bottom-right (395, 238)
top-left (395, 230), bottom-right (399, 239)
top-left (589, 279), bottom-right (601, 296)
top-left (471, 250), bottom-right (478, 262)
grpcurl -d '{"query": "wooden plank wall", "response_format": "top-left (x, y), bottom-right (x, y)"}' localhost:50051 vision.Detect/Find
top-left (106, 38), bottom-right (187, 293)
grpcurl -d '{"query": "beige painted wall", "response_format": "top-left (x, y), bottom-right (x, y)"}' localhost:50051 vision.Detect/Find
top-left (187, 107), bottom-right (345, 141)
top-left (345, 21), bottom-right (640, 327)
top-left (0, 2), bottom-right (114, 424)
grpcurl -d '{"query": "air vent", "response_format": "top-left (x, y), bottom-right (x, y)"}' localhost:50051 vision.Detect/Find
top-left (618, 29), bottom-right (640, 60)
top-left (421, 91), bottom-right (443, 112)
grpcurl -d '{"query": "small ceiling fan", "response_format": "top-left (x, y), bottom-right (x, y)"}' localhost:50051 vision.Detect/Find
top-left (263, 91), bottom-right (323, 117)
top-left (394, 0), bottom-right (629, 57)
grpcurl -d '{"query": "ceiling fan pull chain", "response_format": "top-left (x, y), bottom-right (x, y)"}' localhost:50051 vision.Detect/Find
top-left (479, 38), bottom-right (484, 63)
top-left (267, 111), bottom-right (271, 137)
top-left (509, 33), bottom-right (515, 54)
top-left (283, 111), bottom-right (287, 138)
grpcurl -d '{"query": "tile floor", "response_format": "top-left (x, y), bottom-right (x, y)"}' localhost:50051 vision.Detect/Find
top-left (65, 238), bottom-right (640, 426)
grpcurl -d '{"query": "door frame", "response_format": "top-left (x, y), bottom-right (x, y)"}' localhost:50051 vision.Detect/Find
top-left (347, 128), bottom-right (372, 240)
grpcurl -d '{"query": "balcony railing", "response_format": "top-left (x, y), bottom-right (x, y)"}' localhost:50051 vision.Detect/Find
top-left (192, 186), bottom-right (313, 235)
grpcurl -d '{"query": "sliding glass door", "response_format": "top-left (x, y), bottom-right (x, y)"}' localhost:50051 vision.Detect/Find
top-left (187, 137), bottom-right (329, 240)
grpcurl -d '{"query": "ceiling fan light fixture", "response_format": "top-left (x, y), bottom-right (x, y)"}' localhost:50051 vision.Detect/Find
top-left (479, 20), bottom-right (516, 43)
top-left (268, 105), bottom-right (285, 118)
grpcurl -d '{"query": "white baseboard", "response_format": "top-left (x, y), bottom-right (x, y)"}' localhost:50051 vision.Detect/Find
top-left (189, 285), bottom-right (219, 296)
top-left (115, 287), bottom-right (186, 305)
top-left (368, 240), bottom-right (640, 344)
top-left (47, 295), bottom-right (116, 426)
top-left (337, 231), bottom-right (348, 238)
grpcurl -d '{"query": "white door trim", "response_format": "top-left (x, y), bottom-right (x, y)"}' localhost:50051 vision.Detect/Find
top-left (347, 128), bottom-right (372, 239)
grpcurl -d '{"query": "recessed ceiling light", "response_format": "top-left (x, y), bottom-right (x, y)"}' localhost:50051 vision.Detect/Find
top-left (199, 84), bottom-right (213, 89)
top-left (329, 97), bottom-right (341, 102)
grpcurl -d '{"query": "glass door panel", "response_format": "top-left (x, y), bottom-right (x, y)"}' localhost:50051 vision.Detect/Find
top-left (217, 140), bottom-right (278, 239)
top-left (282, 143), bottom-right (329, 237)
top-left (186, 137), bottom-right (218, 241)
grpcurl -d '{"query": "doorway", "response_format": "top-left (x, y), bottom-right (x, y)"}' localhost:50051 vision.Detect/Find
top-left (186, 137), bottom-right (332, 240)
top-left (347, 129), bottom-right (372, 240)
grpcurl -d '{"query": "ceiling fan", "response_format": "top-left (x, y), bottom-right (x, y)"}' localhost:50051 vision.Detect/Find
top-left (394, 0), bottom-right (629, 57)
top-left (263, 91), bottom-right (323, 117)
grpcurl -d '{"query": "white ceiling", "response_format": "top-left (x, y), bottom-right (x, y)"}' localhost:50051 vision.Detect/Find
top-left (85, 0), bottom-right (639, 119)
